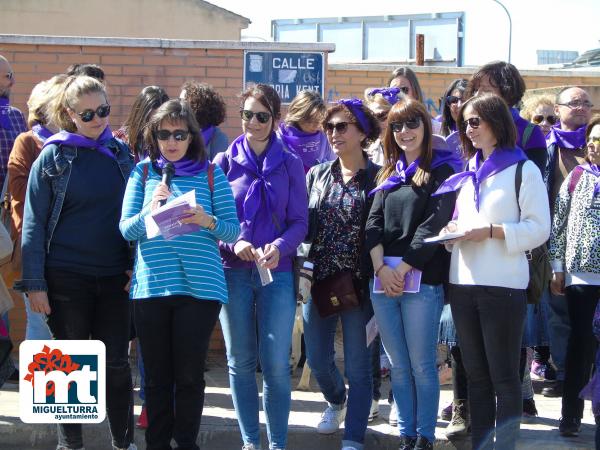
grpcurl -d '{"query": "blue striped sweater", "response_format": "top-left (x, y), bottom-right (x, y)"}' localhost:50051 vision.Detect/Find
top-left (120, 161), bottom-right (240, 303)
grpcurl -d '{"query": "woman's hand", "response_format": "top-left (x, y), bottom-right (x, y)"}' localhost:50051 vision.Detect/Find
top-left (378, 265), bottom-right (404, 298)
top-left (181, 205), bottom-right (213, 228)
top-left (462, 225), bottom-right (491, 242)
top-left (151, 182), bottom-right (171, 211)
top-left (440, 220), bottom-right (458, 236)
top-left (550, 272), bottom-right (566, 296)
top-left (29, 291), bottom-right (51, 315)
top-left (234, 240), bottom-right (258, 261)
top-left (259, 243), bottom-right (280, 270)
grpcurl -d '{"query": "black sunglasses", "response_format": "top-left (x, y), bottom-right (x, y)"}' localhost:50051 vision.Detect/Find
top-left (390, 117), bottom-right (421, 132)
top-left (325, 122), bottom-right (352, 134)
top-left (446, 95), bottom-right (461, 105)
top-left (156, 129), bottom-right (190, 141)
top-left (398, 86), bottom-right (410, 95)
top-left (75, 104), bottom-right (111, 122)
top-left (532, 114), bottom-right (558, 125)
top-left (462, 117), bottom-right (481, 129)
top-left (241, 109), bottom-right (271, 124)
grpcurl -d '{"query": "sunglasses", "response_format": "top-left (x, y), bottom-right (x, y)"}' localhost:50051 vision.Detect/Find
top-left (398, 86), bottom-right (410, 95)
top-left (325, 122), bottom-right (353, 134)
top-left (558, 100), bottom-right (594, 109)
top-left (241, 109), bottom-right (271, 124)
top-left (589, 137), bottom-right (600, 146)
top-left (156, 129), bottom-right (190, 141)
top-left (532, 114), bottom-right (558, 125)
top-left (74, 104), bottom-right (111, 122)
top-left (446, 95), bottom-right (461, 105)
top-left (390, 117), bottom-right (421, 132)
top-left (462, 117), bottom-right (481, 129)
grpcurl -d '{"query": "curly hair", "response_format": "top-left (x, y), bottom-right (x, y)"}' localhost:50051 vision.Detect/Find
top-left (181, 81), bottom-right (227, 128)
top-left (520, 93), bottom-right (554, 122)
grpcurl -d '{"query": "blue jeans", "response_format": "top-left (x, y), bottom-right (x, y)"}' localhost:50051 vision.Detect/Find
top-left (23, 294), bottom-right (52, 340)
top-left (546, 288), bottom-right (569, 380)
top-left (220, 269), bottom-right (296, 450)
top-left (371, 282), bottom-right (443, 442)
top-left (303, 298), bottom-right (372, 449)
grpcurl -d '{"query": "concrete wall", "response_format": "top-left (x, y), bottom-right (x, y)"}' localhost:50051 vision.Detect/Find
top-left (0, 0), bottom-right (249, 40)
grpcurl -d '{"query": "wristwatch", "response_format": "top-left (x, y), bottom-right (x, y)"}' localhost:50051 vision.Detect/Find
top-left (206, 215), bottom-right (217, 231)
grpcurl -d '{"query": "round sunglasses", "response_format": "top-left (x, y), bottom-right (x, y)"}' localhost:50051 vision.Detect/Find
top-left (240, 109), bottom-right (271, 124)
top-left (390, 117), bottom-right (421, 132)
top-left (74, 104), bottom-right (111, 123)
top-left (156, 129), bottom-right (190, 141)
top-left (531, 114), bottom-right (558, 125)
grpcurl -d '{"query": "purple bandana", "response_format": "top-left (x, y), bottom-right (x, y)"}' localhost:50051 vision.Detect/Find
top-left (155, 154), bottom-right (207, 177)
top-left (43, 126), bottom-right (117, 160)
top-left (202, 126), bottom-right (216, 146)
top-left (367, 87), bottom-right (402, 105)
top-left (580, 163), bottom-right (600, 196)
top-left (338, 98), bottom-right (371, 135)
top-left (31, 123), bottom-right (54, 143)
top-left (278, 122), bottom-right (328, 173)
top-left (433, 147), bottom-right (527, 210)
top-left (547, 125), bottom-right (587, 150)
top-left (0, 97), bottom-right (11, 129)
top-left (369, 147), bottom-right (463, 196)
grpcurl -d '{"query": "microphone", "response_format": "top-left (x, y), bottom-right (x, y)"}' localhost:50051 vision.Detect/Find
top-left (159, 162), bottom-right (175, 207)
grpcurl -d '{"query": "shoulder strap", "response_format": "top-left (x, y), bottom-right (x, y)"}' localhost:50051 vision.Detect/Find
top-left (568, 166), bottom-right (584, 195)
top-left (515, 159), bottom-right (525, 214)
top-left (521, 122), bottom-right (536, 149)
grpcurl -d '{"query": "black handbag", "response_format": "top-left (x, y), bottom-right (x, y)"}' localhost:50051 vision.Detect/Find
top-left (311, 270), bottom-right (362, 318)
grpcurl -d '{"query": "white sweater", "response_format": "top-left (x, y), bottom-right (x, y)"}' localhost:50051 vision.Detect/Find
top-left (449, 160), bottom-right (551, 289)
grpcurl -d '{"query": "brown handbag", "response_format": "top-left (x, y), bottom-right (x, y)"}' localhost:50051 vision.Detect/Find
top-left (311, 270), bottom-right (361, 318)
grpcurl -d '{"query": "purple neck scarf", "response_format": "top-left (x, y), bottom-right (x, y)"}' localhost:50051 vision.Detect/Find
top-left (31, 123), bottom-right (54, 143)
top-left (433, 147), bottom-right (527, 210)
top-left (581, 163), bottom-right (600, 196)
top-left (369, 147), bottom-right (463, 196)
top-left (231, 133), bottom-right (285, 226)
top-left (547, 125), bottom-right (587, 150)
top-left (43, 126), bottom-right (116, 160)
top-left (202, 126), bottom-right (216, 146)
top-left (278, 122), bottom-right (325, 172)
top-left (155, 155), bottom-right (207, 177)
top-left (338, 98), bottom-right (371, 135)
top-left (0, 97), bottom-right (11, 129)
top-left (367, 87), bottom-right (402, 105)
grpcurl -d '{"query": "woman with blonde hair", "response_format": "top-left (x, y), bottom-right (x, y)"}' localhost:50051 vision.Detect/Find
top-left (363, 87), bottom-right (404, 165)
top-left (521, 94), bottom-right (557, 137)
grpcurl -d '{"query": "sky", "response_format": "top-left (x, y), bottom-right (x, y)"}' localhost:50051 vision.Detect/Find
top-left (210, 0), bottom-right (600, 68)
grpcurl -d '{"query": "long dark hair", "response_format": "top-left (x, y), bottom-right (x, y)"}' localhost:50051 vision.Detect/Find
top-left (123, 86), bottom-right (169, 158)
top-left (144, 99), bottom-right (206, 163)
top-left (440, 79), bottom-right (468, 137)
top-left (465, 61), bottom-right (526, 108)
top-left (387, 67), bottom-right (424, 102)
top-left (378, 99), bottom-right (433, 187)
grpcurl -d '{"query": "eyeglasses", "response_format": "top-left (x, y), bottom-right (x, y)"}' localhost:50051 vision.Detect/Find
top-left (375, 111), bottom-right (388, 122)
top-left (74, 104), bottom-right (111, 122)
top-left (4, 72), bottom-right (13, 81)
top-left (532, 114), bottom-right (558, 125)
top-left (240, 109), bottom-right (271, 124)
top-left (558, 100), bottom-right (594, 109)
top-left (589, 137), bottom-right (600, 146)
top-left (390, 117), bottom-right (421, 132)
top-left (446, 95), bottom-right (461, 105)
top-left (325, 122), bottom-right (352, 134)
top-left (156, 129), bottom-right (190, 141)
top-left (462, 117), bottom-right (481, 129)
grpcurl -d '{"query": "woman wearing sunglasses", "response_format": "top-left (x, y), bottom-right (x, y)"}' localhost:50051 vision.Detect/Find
top-left (366, 99), bottom-right (461, 450)
top-left (300, 98), bottom-right (380, 450)
top-left (16, 75), bottom-right (136, 450)
top-left (439, 79), bottom-right (468, 158)
top-left (213, 84), bottom-right (307, 450)
top-left (434, 94), bottom-right (550, 450)
top-left (120, 98), bottom-right (240, 450)
top-left (521, 94), bottom-right (557, 137)
top-left (363, 87), bottom-right (403, 165)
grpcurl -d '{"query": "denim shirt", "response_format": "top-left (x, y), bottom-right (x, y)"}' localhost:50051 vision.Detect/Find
top-left (15, 138), bottom-right (133, 292)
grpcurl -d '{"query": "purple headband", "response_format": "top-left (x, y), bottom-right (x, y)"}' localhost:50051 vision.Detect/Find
top-left (368, 87), bottom-right (402, 105)
top-left (337, 98), bottom-right (371, 135)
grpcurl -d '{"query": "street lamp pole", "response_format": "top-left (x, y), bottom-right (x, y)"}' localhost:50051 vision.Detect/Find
top-left (493, 0), bottom-right (512, 63)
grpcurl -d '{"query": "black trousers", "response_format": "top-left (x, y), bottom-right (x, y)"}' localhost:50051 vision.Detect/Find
top-left (451, 346), bottom-right (469, 400)
top-left (450, 284), bottom-right (526, 450)
top-left (46, 269), bottom-right (134, 450)
top-left (562, 284), bottom-right (600, 419)
top-left (134, 296), bottom-right (221, 450)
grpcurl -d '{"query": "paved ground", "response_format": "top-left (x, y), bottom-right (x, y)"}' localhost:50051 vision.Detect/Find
top-left (0, 352), bottom-right (596, 449)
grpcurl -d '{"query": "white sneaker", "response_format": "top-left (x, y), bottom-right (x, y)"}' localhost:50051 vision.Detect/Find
top-left (342, 447), bottom-right (359, 450)
top-left (388, 401), bottom-right (398, 427)
top-left (368, 399), bottom-right (379, 422)
top-left (242, 444), bottom-right (261, 450)
top-left (317, 403), bottom-right (347, 434)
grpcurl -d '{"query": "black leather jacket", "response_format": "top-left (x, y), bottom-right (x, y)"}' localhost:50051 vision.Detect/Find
top-left (303, 154), bottom-right (380, 278)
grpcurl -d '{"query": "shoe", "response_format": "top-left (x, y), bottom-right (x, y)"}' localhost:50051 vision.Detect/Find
top-left (544, 363), bottom-right (557, 381)
top-left (136, 404), bottom-right (148, 429)
top-left (342, 447), bottom-right (358, 450)
top-left (445, 399), bottom-right (470, 437)
top-left (559, 417), bottom-right (581, 437)
top-left (398, 434), bottom-right (416, 450)
top-left (521, 398), bottom-right (538, 424)
top-left (242, 444), bottom-right (261, 450)
top-left (368, 399), bottom-right (379, 422)
top-left (317, 403), bottom-right (346, 434)
top-left (542, 380), bottom-right (563, 397)
top-left (388, 401), bottom-right (398, 427)
top-left (439, 402), bottom-right (452, 421)
top-left (413, 435), bottom-right (434, 450)
top-left (530, 361), bottom-right (557, 382)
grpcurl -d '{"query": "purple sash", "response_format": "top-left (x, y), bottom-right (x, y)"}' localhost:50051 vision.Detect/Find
top-left (580, 163), bottom-right (600, 196)
top-left (0, 97), bottom-right (11, 129)
top-left (202, 126), bottom-right (216, 146)
top-left (43, 126), bottom-right (117, 160)
top-left (31, 124), bottom-right (53, 143)
top-left (433, 147), bottom-right (527, 210)
top-left (547, 125), bottom-right (586, 150)
top-left (155, 155), bottom-right (207, 177)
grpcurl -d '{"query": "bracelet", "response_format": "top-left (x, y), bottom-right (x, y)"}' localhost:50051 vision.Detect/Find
top-left (207, 216), bottom-right (217, 231)
top-left (489, 223), bottom-right (493, 238)
top-left (375, 263), bottom-right (386, 277)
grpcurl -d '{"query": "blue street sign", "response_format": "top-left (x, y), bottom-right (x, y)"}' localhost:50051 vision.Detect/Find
top-left (243, 51), bottom-right (325, 104)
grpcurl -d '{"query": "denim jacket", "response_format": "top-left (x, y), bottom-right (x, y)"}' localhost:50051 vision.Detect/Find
top-left (15, 139), bottom-right (133, 292)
